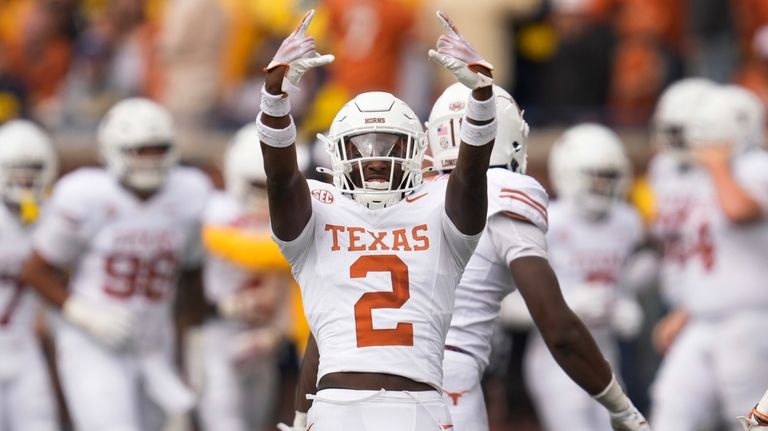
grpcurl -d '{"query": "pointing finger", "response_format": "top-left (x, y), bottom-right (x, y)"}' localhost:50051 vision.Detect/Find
top-left (436, 10), bottom-right (460, 37)
top-left (294, 9), bottom-right (315, 37)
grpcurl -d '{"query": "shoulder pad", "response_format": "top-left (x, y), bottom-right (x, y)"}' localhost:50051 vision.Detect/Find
top-left (488, 170), bottom-right (549, 232)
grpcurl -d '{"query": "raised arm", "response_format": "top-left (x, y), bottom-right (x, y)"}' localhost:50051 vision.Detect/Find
top-left (692, 145), bottom-right (762, 224)
top-left (258, 10), bottom-right (334, 241)
top-left (428, 11), bottom-right (495, 235)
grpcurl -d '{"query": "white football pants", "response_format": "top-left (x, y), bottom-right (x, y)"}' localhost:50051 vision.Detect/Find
top-left (524, 328), bottom-right (618, 431)
top-left (0, 340), bottom-right (58, 431)
top-left (441, 349), bottom-right (488, 431)
top-left (197, 321), bottom-right (277, 431)
top-left (307, 388), bottom-right (453, 431)
top-left (651, 311), bottom-right (768, 431)
top-left (56, 324), bottom-right (193, 431)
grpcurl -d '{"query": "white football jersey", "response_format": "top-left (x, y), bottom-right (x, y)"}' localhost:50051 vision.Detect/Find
top-left (33, 167), bottom-right (211, 352)
top-left (648, 153), bottom-right (705, 306)
top-left (660, 150), bottom-right (768, 316)
top-left (546, 200), bottom-right (644, 319)
top-left (275, 179), bottom-right (480, 389)
top-left (202, 191), bottom-right (270, 304)
top-left (444, 168), bottom-right (549, 371)
top-left (0, 204), bottom-right (39, 350)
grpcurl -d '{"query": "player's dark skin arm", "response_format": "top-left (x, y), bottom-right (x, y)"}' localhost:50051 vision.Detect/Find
top-left (445, 72), bottom-right (494, 236)
top-left (294, 334), bottom-right (319, 414)
top-left (20, 250), bottom-right (69, 309)
top-left (260, 65), bottom-right (312, 242)
top-left (510, 256), bottom-right (612, 394)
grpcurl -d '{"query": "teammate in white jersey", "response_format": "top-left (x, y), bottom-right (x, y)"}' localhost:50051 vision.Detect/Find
top-left (429, 87), bottom-right (648, 431)
top-left (646, 78), bottom-right (717, 351)
top-left (198, 124), bottom-right (292, 431)
top-left (648, 85), bottom-right (768, 431)
top-left (20, 98), bottom-right (212, 431)
top-left (521, 123), bottom-right (645, 431)
top-left (0, 120), bottom-right (59, 431)
top-left (261, 10), bottom-right (496, 431)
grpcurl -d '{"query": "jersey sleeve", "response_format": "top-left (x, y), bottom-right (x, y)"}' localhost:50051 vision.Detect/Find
top-left (33, 174), bottom-right (93, 268)
top-left (489, 174), bottom-right (549, 233)
top-left (441, 210), bottom-right (482, 269)
top-left (734, 151), bottom-right (768, 215)
top-left (486, 213), bottom-right (548, 265)
top-left (271, 213), bottom-right (316, 273)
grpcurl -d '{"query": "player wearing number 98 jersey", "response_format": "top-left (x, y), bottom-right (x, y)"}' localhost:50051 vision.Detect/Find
top-left (0, 120), bottom-right (59, 431)
top-left (20, 98), bottom-right (212, 431)
top-left (649, 85), bottom-right (768, 431)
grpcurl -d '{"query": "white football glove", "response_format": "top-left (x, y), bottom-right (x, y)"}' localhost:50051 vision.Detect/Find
top-left (277, 411), bottom-right (307, 431)
top-left (611, 296), bottom-right (644, 339)
top-left (609, 404), bottom-right (652, 431)
top-left (218, 289), bottom-right (276, 325)
top-left (230, 327), bottom-right (281, 365)
top-left (738, 415), bottom-right (768, 430)
top-left (63, 297), bottom-right (132, 349)
top-left (739, 399), bottom-right (768, 431)
top-left (265, 9), bottom-right (335, 94)
top-left (428, 11), bottom-right (493, 89)
top-left (564, 283), bottom-right (613, 325)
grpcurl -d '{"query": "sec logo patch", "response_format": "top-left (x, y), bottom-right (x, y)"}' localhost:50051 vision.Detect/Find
top-left (311, 189), bottom-right (334, 204)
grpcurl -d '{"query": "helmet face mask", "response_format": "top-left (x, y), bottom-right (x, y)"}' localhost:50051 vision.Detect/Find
top-left (0, 120), bottom-right (58, 223)
top-left (652, 78), bottom-right (716, 162)
top-left (323, 92), bottom-right (427, 210)
top-left (98, 98), bottom-right (178, 194)
top-left (224, 123), bottom-right (269, 213)
top-left (549, 123), bottom-right (631, 219)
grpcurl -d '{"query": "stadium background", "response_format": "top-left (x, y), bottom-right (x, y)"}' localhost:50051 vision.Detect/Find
top-left (2, 0), bottom-right (766, 429)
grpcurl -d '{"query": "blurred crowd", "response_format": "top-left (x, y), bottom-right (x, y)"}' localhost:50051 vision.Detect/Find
top-left (2, 0), bottom-right (768, 138)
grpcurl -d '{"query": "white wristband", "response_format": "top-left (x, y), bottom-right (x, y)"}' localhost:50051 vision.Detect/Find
top-left (466, 93), bottom-right (496, 122)
top-left (593, 374), bottom-right (632, 413)
top-left (460, 117), bottom-right (497, 146)
top-left (256, 112), bottom-right (296, 148)
top-left (260, 85), bottom-right (291, 117)
top-left (293, 411), bottom-right (307, 428)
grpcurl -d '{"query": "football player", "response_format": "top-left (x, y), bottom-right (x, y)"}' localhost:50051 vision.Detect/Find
top-left (646, 78), bottom-right (717, 325)
top-left (430, 89), bottom-right (647, 431)
top-left (281, 85), bottom-right (651, 431)
top-left (198, 123), bottom-right (293, 431)
top-left (0, 120), bottom-right (59, 431)
top-left (262, 9), bottom-right (495, 431)
top-left (648, 84), bottom-right (768, 431)
top-left (520, 123), bottom-right (645, 431)
top-left (20, 98), bottom-right (211, 431)
top-left (739, 390), bottom-right (768, 430)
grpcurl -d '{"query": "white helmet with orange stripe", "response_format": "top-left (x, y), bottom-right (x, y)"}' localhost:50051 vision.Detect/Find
top-left (549, 123), bottom-right (631, 217)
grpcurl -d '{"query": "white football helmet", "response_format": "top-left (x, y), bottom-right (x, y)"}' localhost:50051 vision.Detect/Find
top-left (549, 123), bottom-right (631, 217)
top-left (652, 78), bottom-right (717, 157)
top-left (0, 120), bottom-right (58, 221)
top-left (427, 83), bottom-right (529, 173)
top-left (224, 123), bottom-right (268, 211)
top-left (685, 84), bottom-right (766, 152)
top-left (98, 98), bottom-right (179, 192)
top-left (318, 92), bottom-right (427, 209)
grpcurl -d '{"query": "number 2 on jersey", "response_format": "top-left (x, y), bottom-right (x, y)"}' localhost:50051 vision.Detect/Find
top-left (350, 255), bottom-right (413, 347)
